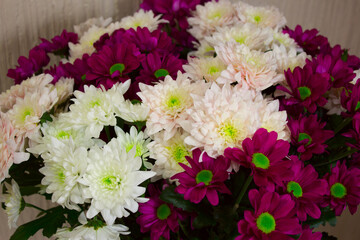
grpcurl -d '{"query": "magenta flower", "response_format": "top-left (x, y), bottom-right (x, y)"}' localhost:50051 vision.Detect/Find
top-left (343, 112), bottom-right (360, 150)
top-left (283, 25), bottom-right (328, 57)
top-left (322, 161), bottom-right (360, 216)
top-left (236, 189), bottom-right (302, 240)
top-left (224, 129), bottom-right (293, 191)
top-left (278, 158), bottom-right (328, 221)
top-left (171, 148), bottom-right (231, 206)
top-left (137, 184), bottom-right (184, 240)
top-left (341, 79), bottom-right (360, 117)
top-left (320, 44), bottom-right (360, 71)
top-left (86, 43), bottom-right (142, 89)
top-left (93, 28), bottom-right (127, 52)
top-left (288, 114), bottom-right (334, 161)
top-left (277, 65), bottom-right (329, 113)
top-left (7, 47), bottom-right (50, 84)
top-left (298, 228), bottom-right (322, 240)
top-left (39, 29), bottom-right (78, 56)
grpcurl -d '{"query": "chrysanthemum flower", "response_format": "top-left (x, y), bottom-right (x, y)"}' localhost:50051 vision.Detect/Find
top-left (271, 30), bottom-right (302, 52)
top-left (224, 128), bottom-right (293, 191)
top-left (114, 100), bottom-right (149, 123)
top-left (39, 29), bottom-right (78, 56)
top-left (188, 0), bottom-right (236, 40)
top-left (55, 212), bottom-right (129, 240)
top-left (278, 158), bottom-right (328, 221)
top-left (74, 17), bottom-right (113, 37)
top-left (137, 184), bottom-right (184, 240)
top-left (171, 149), bottom-right (231, 206)
top-left (341, 79), bottom-right (360, 117)
top-left (235, 189), bottom-right (302, 240)
top-left (298, 228), bottom-right (322, 240)
top-left (86, 43), bottom-right (141, 89)
top-left (80, 141), bottom-right (155, 225)
top-left (277, 65), bottom-right (329, 113)
top-left (287, 114), bottom-right (334, 161)
top-left (183, 56), bottom-right (227, 83)
top-left (119, 9), bottom-right (168, 32)
top-left (321, 44), bottom-right (360, 71)
top-left (272, 45), bottom-right (308, 73)
top-left (149, 130), bottom-right (192, 180)
top-left (215, 43), bottom-right (283, 91)
top-left (283, 25), bottom-right (328, 57)
top-left (189, 40), bottom-right (215, 58)
top-left (322, 161), bottom-right (360, 216)
top-left (236, 2), bottom-right (286, 30)
top-left (138, 71), bottom-right (208, 140)
top-left (343, 112), bottom-right (360, 150)
top-left (323, 87), bottom-right (346, 115)
top-left (0, 180), bottom-right (23, 229)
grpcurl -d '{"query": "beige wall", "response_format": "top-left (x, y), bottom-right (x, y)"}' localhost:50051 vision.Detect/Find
top-left (1, 0), bottom-right (360, 239)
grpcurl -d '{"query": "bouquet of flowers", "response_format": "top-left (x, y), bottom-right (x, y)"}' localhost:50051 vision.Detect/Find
top-left (1, 0), bottom-right (360, 239)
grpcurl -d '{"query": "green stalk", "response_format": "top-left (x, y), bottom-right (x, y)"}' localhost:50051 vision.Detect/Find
top-left (334, 118), bottom-right (352, 135)
top-left (104, 126), bottom-right (111, 141)
top-left (25, 203), bottom-right (47, 213)
top-left (233, 175), bottom-right (253, 211)
top-left (313, 148), bottom-right (358, 167)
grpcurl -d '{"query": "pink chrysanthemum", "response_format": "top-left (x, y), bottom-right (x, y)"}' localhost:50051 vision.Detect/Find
top-left (322, 161), bottom-right (360, 216)
top-left (278, 157), bottom-right (328, 221)
top-left (224, 128), bottom-right (293, 191)
top-left (137, 184), bottom-right (184, 240)
top-left (287, 114), bottom-right (334, 161)
top-left (341, 79), bottom-right (360, 117)
top-left (171, 148), bottom-right (231, 206)
top-left (236, 189), bottom-right (302, 240)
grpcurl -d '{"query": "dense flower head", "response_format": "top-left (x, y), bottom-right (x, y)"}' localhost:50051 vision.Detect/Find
top-left (320, 44), bottom-right (360, 71)
top-left (137, 184), bottom-right (185, 240)
top-left (224, 128), bottom-right (293, 191)
top-left (322, 161), bottom-right (360, 216)
top-left (236, 189), bottom-right (302, 240)
top-left (341, 79), bottom-right (360, 117)
top-left (0, 180), bottom-right (23, 229)
top-left (171, 148), bottom-right (231, 206)
top-left (287, 114), bottom-right (334, 161)
top-left (61, 54), bottom-right (92, 90)
top-left (183, 56), bottom-right (227, 83)
top-left (38, 29), bottom-right (78, 56)
top-left (283, 25), bottom-right (328, 57)
top-left (7, 47), bottom-right (50, 84)
top-left (118, 9), bottom-right (168, 32)
top-left (277, 65), bottom-right (329, 114)
top-left (277, 157), bottom-right (328, 221)
top-left (86, 43), bottom-right (141, 90)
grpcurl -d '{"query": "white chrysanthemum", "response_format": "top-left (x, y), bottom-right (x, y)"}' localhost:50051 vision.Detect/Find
top-left (189, 40), bottom-right (216, 58)
top-left (55, 212), bottom-right (129, 240)
top-left (324, 87), bottom-right (346, 115)
top-left (53, 77), bottom-right (74, 105)
top-left (236, 2), bottom-right (286, 30)
top-left (69, 25), bottom-right (109, 63)
top-left (351, 69), bottom-right (360, 84)
top-left (113, 126), bottom-right (151, 168)
top-left (149, 130), bottom-right (192, 180)
top-left (183, 56), bottom-right (227, 83)
top-left (205, 23), bottom-right (273, 51)
top-left (138, 72), bottom-right (209, 140)
top-left (0, 74), bottom-right (53, 112)
top-left (114, 100), bottom-right (149, 123)
top-left (119, 9), bottom-right (167, 32)
top-left (272, 45), bottom-right (308, 73)
top-left (188, 0), bottom-right (236, 40)
top-left (65, 81), bottom-right (130, 138)
top-left (39, 138), bottom-right (88, 210)
top-left (0, 180), bottom-right (23, 229)
top-left (79, 142), bottom-right (155, 225)
top-left (216, 42), bottom-right (283, 91)
top-left (271, 30), bottom-right (302, 52)
top-left (74, 17), bottom-right (113, 37)
top-left (259, 99), bottom-right (289, 141)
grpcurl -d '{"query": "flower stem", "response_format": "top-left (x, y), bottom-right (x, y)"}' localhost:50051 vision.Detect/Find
top-left (334, 117), bottom-right (352, 135)
top-left (104, 126), bottom-right (111, 141)
top-left (25, 203), bottom-right (47, 213)
top-left (179, 221), bottom-right (190, 239)
top-left (233, 175), bottom-right (253, 211)
top-left (313, 148), bottom-right (358, 167)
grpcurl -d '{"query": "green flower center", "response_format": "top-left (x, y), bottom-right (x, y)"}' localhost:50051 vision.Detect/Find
top-left (125, 143), bottom-right (143, 157)
top-left (171, 145), bottom-right (190, 163)
top-left (101, 175), bottom-right (121, 190)
top-left (167, 96), bottom-right (181, 109)
top-left (287, 181), bottom-right (303, 198)
top-left (254, 15), bottom-right (262, 23)
top-left (252, 153), bottom-right (270, 169)
top-left (331, 182), bottom-right (347, 199)
top-left (256, 212), bottom-right (276, 234)
top-left (208, 66), bottom-right (220, 75)
top-left (219, 122), bottom-right (241, 143)
top-left (298, 86), bottom-right (312, 100)
top-left (90, 99), bottom-right (102, 108)
top-left (355, 101), bottom-right (360, 111)
top-left (109, 63), bottom-right (125, 75)
top-left (208, 10), bottom-right (222, 19)
top-left (56, 130), bottom-right (70, 140)
top-left (154, 69), bottom-right (169, 78)
top-left (235, 36), bottom-right (246, 44)
top-left (298, 133), bottom-right (312, 146)
top-left (81, 74), bottom-right (86, 81)
top-left (58, 171), bottom-right (65, 183)
top-left (21, 107), bottom-right (34, 123)
top-left (196, 170), bottom-right (213, 186)
top-left (156, 204), bottom-right (171, 220)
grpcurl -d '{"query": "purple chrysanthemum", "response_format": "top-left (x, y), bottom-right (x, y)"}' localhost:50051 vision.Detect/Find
top-left (39, 29), bottom-right (78, 56)
top-left (236, 189), bottom-right (302, 240)
top-left (320, 44), bottom-right (360, 71)
top-left (283, 25), bottom-right (328, 57)
top-left (224, 128), bottom-right (293, 191)
top-left (44, 63), bottom-right (69, 83)
top-left (171, 148), bottom-right (231, 206)
top-left (341, 79), bottom-right (360, 117)
top-left (322, 161), bottom-right (360, 216)
top-left (343, 112), bottom-right (360, 150)
top-left (86, 43), bottom-right (142, 89)
top-left (137, 184), bottom-right (184, 240)
top-left (7, 47), bottom-right (50, 84)
top-left (278, 157), bottom-right (328, 221)
top-left (277, 65), bottom-right (329, 114)
top-left (298, 228), bottom-right (322, 240)
top-left (288, 114), bottom-right (334, 161)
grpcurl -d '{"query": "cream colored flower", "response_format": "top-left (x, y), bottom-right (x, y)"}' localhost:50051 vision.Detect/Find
top-left (114, 100), bottom-right (149, 123)
top-left (324, 87), bottom-right (346, 115)
top-left (183, 56), bottom-right (227, 83)
top-left (53, 77), bottom-right (74, 105)
top-left (189, 40), bottom-right (216, 58)
top-left (0, 180), bottom-right (23, 229)
top-left (74, 17), bottom-right (113, 37)
top-left (119, 9), bottom-right (167, 32)
top-left (272, 45), bottom-right (308, 73)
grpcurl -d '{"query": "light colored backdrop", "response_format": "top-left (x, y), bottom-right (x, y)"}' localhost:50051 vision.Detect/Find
top-left (1, 0), bottom-right (360, 239)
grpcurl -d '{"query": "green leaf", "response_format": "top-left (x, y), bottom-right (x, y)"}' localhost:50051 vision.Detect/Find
top-left (159, 185), bottom-right (197, 212)
top-left (20, 186), bottom-right (41, 196)
top-left (40, 112), bottom-right (53, 125)
top-left (304, 207), bottom-right (336, 229)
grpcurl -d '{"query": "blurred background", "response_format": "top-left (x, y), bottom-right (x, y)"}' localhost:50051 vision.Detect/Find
top-left (0, 0), bottom-right (359, 239)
